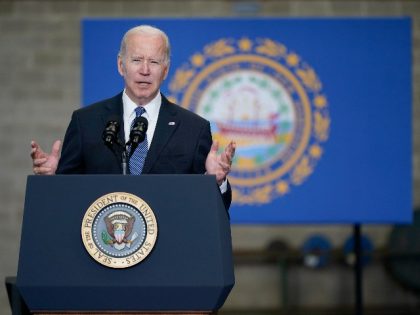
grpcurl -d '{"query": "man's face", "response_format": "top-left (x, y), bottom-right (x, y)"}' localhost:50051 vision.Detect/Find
top-left (118, 33), bottom-right (169, 105)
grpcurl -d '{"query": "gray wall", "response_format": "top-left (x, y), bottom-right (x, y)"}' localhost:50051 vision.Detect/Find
top-left (1, 0), bottom-right (419, 313)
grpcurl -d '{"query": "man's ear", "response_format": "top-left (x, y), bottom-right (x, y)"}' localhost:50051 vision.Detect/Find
top-left (162, 61), bottom-right (170, 80)
top-left (117, 56), bottom-right (125, 76)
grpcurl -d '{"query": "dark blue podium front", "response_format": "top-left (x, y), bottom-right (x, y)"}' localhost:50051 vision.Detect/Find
top-left (17, 175), bottom-right (234, 313)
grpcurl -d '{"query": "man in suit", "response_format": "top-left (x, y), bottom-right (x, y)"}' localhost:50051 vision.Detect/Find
top-left (31, 25), bottom-right (235, 209)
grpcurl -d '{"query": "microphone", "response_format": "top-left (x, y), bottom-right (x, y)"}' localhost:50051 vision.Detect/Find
top-left (102, 120), bottom-right (120, 147)
top-left (129, 116), bottom-right (148, 156)
top-left (102, 119), bottom-right (128, 175)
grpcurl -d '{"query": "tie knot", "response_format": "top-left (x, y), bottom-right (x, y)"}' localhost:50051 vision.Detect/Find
top-left (135, 106), bottom-right (146, 117)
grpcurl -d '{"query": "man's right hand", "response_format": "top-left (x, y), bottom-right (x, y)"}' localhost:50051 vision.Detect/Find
top-left (30, 140), bottom-right (61, 175)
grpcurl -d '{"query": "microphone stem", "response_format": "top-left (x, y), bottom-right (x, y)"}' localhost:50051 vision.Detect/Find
top-left (122, 150), bottom-right (128, 175)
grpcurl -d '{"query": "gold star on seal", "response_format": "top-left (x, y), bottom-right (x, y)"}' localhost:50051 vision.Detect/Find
top-left (191, 53), bottom-right (205, 67)
top-left (238, 38), bottom-right (252, 51)
top-left (276, 181), bottom-right (289, 195)
top-left (314, 95), bottom-right (327, 108)
top-left (286, 53), bottom-right (300, 66)
top-left (309, 145), bottom-right (323, 158)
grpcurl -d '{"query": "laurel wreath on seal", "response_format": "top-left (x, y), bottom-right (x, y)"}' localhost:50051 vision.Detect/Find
top-left (168, 38), bottom-right (330, 204)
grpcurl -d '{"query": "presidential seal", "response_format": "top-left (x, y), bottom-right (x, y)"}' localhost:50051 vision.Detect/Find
top-left (169, 38), bottom-right (330, 204)
top-left (81, 192), bottom-right (158, 268)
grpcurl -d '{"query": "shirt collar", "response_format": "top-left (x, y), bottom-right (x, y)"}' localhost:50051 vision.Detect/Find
top-left (122, 90), bottom-right (161, 123)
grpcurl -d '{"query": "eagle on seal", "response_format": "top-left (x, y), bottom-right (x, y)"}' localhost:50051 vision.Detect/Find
top-left (104, 211), bottom-right (135, 245)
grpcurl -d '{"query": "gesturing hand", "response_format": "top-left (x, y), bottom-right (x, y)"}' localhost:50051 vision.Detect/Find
top-left (30, 140), bottom-right (61, 175)
top-left (205, 140), bottom-right (236, 185)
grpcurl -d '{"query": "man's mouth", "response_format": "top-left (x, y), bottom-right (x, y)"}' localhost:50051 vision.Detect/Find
top-left (136, 81), bottom-right (151, 86)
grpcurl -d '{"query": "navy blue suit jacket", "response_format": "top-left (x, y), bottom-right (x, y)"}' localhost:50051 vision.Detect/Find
top-left (57, 92), bottom-right (231, 209)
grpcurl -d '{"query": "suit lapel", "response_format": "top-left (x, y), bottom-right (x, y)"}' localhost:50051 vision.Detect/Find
top-left (143, 96), bottom-right (180, 173)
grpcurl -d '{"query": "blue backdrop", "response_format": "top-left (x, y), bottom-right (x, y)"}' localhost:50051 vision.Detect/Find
top-left (82, 18), bottom-right (412, 224)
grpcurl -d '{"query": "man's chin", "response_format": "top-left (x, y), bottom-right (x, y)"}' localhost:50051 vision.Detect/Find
top-left (133, 92), bottom-right (156, 105)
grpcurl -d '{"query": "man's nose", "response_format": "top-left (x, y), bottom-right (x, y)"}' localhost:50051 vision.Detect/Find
top-left (139, 60), bottom-right (150, 74)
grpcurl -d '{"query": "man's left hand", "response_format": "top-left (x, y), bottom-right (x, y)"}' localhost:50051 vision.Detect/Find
top-left (205, 140), bottom-right (236, 185)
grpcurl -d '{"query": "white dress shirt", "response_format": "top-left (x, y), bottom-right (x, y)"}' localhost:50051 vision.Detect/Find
top-left (122, 90), bottom-right (161, 146)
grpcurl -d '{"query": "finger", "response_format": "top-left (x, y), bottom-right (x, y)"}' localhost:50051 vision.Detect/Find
top-left (226, 141), bottom-right (236, 157)
top-left (33, 157), bottom-right (48, 166)
top-left (31, 140), bottom-right (40, 149)
top-left (37, 166), bottom-right (52, 173)
top-left (218, 160), bottom-right (231, 172)
top-left (30, 141), bottom-right (39, 157)
top-left (34, 166), bottom-right (54, 175)
top-left (219, 150), bottom-right (229, 164)
top-left (210, 140), bottom-right (219, 153)
top-left (231, 141), bottom-right (236, 153)
top-left (221, 143), bottom-right (235, 164)
top-left (30, 149), bottom-right (42, 160)
top-left (51, 140), bottom-right (62, 157)
top-left (31, 140), bottom-right (48, 160)
top-left (225, 149), bottom-right (234, 162)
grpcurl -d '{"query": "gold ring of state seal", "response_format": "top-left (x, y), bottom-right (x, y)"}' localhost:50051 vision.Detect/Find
top-left (168, 38), bottom-right (330, 204)
top-left (81, 192), bottom-right (158, 268)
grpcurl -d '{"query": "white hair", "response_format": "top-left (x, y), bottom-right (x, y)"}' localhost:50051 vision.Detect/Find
top-left (118, 25), bottom-right (171, 65)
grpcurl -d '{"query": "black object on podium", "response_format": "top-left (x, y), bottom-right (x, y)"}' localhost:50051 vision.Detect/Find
top-left (16, 175), bottom-right (234, 313)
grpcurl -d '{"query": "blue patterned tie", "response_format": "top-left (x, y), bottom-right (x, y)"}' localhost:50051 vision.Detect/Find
top-left (129, 107), bottom-right (148, 175)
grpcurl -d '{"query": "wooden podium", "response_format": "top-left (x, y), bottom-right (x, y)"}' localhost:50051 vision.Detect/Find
top-left (15, 175), bottom-right (234, 314)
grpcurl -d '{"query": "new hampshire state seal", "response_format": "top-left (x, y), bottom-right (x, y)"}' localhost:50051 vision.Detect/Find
top-left (81, 192), bottom-right (158, 268)
top-left (169, 37), bottom-right (330, 205)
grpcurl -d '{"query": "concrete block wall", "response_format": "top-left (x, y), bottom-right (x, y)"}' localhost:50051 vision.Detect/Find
top-left (0, 0), bottom-right (419, 313)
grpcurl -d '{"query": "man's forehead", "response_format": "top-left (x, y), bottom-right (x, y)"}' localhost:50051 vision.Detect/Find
top-left (127, 35), bottom-right (165, 52)
top-left (127, 32), bottom-right (164, 44)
